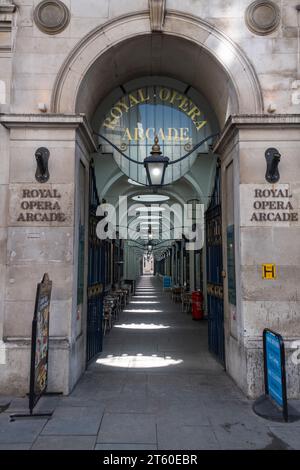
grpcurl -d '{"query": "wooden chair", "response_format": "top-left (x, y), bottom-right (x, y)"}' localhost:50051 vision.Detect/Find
top-left (173, 287), bottom-right (183, 303)
top-left (181, 292), bottom-right (192, 313)
top-left (102, 304), bottom-right (112, 335)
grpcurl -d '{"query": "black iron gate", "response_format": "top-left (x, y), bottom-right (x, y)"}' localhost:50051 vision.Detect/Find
top-left (206, 165), bottom-right (225, 366)
top-left (86, 163), bottom-right (104, 363)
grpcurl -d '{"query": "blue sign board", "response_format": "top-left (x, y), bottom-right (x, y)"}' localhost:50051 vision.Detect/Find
top-left (163, 276), bottom-right (172, 289)
top-left (263, 329), bottom-right (288, 421)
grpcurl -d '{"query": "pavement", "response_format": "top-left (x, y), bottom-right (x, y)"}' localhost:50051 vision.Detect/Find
top-left (0, 275), bottom-right (300, 450)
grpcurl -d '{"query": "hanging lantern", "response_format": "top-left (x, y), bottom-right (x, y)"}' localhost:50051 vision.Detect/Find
top-left (144, 136), bottom-right (169, 187)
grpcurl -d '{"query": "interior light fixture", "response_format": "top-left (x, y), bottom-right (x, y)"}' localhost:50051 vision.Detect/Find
top-left (135, 206), bottom-right (166, 212)
top-left (143, 136), bottom-right (169, 186)
top-left (132, 195), bottom-right (170, 203)
top-left (138, 215), bottom-right (162, 220)
top-left (140, 222), bottom-right (160, 226)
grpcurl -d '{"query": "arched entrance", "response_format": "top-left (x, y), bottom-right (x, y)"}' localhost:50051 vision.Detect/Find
top-left (50, 10), bottom-right (264, 393)
top-left (51, 11), bottom-right (263, 119)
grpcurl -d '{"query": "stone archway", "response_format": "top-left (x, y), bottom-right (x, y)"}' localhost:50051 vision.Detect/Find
top-left (49, 10), bottom-right (266, 396)
top-left (51, 10), bottom-right (263, 125)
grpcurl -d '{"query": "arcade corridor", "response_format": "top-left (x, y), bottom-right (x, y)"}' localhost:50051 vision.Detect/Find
top-left (1, 276), bottom-right (299, 450)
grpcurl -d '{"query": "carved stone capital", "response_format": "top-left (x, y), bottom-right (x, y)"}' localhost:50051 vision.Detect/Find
top-left (149, 0), bottom-right (165, 32)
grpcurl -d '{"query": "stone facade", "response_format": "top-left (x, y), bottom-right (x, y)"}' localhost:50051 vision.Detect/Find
top-left (216, 115), bottom-right (300, 398)
top-left (0, 0), bottom-right (300, 398)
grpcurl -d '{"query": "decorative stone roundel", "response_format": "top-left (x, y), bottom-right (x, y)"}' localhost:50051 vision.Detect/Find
top-left (245, 1), bottom-right (280, 35)
top-left (34, 0), bottom-right (70, 35)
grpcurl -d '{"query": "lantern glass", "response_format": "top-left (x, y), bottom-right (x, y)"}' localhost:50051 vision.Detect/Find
top-left (147, 162), bottom-right (164, 185)
top-left (144, 137), bottom-right (169, 186)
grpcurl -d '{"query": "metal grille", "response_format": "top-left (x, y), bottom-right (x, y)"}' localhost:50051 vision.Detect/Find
top-left (86, 164), bottom-right (103, 364)
top-left (206, 166), bottom-right (225, 366)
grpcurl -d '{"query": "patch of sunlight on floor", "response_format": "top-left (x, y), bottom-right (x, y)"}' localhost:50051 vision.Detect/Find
top-left (96, 354), bottom-right (183, 368)
top-left (123, 309), bottom-right (163, 313)
top-left (133, 296), bottom-right (158, 299)
top-left (115, 323), bottom-right (170, 330)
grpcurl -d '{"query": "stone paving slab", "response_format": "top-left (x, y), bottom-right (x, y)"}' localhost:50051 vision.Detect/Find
top-left (31, 435), bottom-right (97, 450)
top-left (102, 394), bottom-right (163, 414)
top-left (147, 373), bottom-right (197, 391)
top-left (97, 413), bottom-right (157, 445)
top-left (155, 401), bottom-right (211, 426)
top-left (0, 443), bottom-right (32, 450)
top-left (157, 424), bottom-right (221, 450)
top-left (95, 444), bottom-right (158, 450)
top-left (202, 398), bottom-right (264, 426)
top-left (7, 395), bottom-right (61, 414)
top-left (0, 414), bottom-right (48, 444)
top-left (41, 406), bottom-right (104, 436)
top-left (2, 396), bottom-right (28, 413)
top-left (212, 423), bottom-right (275, 450)
top-left (267, 427), bottom-right (300, 450)
top-left (195, 385), bottom-right (248, 401)
top-left (121, 382), bottom-right (148, 395)
top-left (56, 396), bottom-right (111, 408)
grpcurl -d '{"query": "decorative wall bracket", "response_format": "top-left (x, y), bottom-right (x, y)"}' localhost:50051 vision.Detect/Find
top-left (149, 0), bottom-right (165, 32)
top-left (265, 148), bottom-right (281, 184)
top-left (35, 147), bottom-right (50, 183)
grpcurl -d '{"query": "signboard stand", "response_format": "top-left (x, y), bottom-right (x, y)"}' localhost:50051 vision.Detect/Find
top-left (10, 274), bottom-right (54, 421)
top-left (253, 329), bottom-right (299, 423)
top-left (163, 276), bottom-right (172, 291)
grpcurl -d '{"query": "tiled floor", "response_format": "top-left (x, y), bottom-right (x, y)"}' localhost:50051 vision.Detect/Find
top-left (1, 275), bottom-right (300, 450)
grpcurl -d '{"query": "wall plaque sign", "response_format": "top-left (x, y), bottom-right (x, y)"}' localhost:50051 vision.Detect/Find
top-left (251, 188), bottom-right (298, 223)
top-left (240, 184), bottom-right (299, 227)
top-left (17, 188), bottom-right (65, 223)
top-left (9, 184), bottom-right (73, 226)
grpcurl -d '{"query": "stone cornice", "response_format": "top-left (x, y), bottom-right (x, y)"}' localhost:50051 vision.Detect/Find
top-left (214, 114), bottom-right (300, 154)
top-left (0, 1), bottom-right (16, 51)
top-left (0, 113), bottom-right (88, 127)
top-left (0, 2), bottom-right (16, 14)
top-left (0, 113), bottom-right (97, 152)
top-left (4, 336), bottom-right (70, 349)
